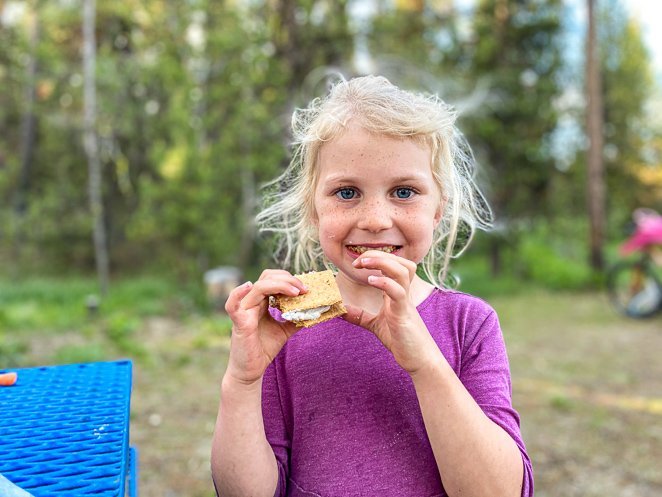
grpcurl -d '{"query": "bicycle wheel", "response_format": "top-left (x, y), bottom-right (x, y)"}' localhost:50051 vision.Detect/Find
top-left (607, 259), bottom-right (662, 318)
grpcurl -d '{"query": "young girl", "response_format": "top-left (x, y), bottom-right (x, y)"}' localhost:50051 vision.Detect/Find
top-left (211, 75), bottom-right (533, 497)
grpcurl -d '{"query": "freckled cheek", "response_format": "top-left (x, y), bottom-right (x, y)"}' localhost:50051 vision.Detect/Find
top-left (317, 223), bottom-right (345, 264)
top-left (316, 209), bottom-right (353, 251)
top-left (317, 217), bottom-right (344, 240)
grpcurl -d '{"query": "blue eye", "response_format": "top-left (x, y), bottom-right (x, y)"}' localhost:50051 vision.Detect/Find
top-left (336, 188), bottom-right (356, 200)
top-left (394, 187), bottom-right (414, 199)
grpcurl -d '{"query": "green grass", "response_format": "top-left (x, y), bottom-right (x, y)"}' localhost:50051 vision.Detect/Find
top-left (0, 277), bottom-right (96, 332)
top-left (451, 255), bottom-right (526, 298)
top-left (0, 274), bottom-right (213, 367)
top-left (0, 275), bottom-right (200, 333)
top-left (451, 243), bottom-right (599, 299)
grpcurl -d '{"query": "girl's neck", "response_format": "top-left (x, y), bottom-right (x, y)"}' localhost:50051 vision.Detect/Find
top-left (336, 272), bottom-right (436, 315)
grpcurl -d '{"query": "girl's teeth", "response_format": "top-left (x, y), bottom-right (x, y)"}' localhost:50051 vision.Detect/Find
top-left (349, 245), bottom-right (397, 254)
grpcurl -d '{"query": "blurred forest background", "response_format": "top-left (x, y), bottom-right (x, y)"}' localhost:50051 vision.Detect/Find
top-left (1, 1), bottom-right (661, 496)
top-left (1, 0), bottom-right (660, 287)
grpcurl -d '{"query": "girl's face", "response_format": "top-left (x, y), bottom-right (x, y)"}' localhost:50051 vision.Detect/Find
top-left (313, 124), bottom-right (443, 287)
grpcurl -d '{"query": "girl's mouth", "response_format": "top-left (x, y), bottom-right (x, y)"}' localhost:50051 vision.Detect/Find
top-left (346, 245), bottom-right (401, 255)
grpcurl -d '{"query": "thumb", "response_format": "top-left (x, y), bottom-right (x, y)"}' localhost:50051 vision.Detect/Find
top-left (225, 281), bottom-right (253, 314)
top-left (342, 303), bottom-right (377, 330)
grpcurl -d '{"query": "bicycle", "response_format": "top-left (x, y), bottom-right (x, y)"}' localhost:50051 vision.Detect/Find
top-left (606, 209), bottom-right (662, 318)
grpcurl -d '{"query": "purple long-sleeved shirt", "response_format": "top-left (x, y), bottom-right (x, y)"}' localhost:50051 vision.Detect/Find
top-left (262, 289), bottom-right (533, 497)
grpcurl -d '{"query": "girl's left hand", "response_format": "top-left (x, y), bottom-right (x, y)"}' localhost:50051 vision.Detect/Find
top-left (343, 250), bottom-right (440, 374)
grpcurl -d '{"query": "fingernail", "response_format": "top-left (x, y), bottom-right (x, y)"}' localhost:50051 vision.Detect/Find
top-left (368, 275), bottom-right (377, 283)
top-left (290, 285), bottom-right (301, 295)
top-left (361, 258), bottom-right (372, 265)
top-left (243, 281), bottom-right (253, 288)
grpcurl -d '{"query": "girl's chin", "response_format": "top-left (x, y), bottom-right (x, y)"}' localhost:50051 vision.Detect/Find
top-left (342, 267), bottom-right (383, 285)
top-left (338, 267), bottom-right (383, 285)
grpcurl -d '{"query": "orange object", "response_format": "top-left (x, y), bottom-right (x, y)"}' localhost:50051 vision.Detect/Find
top-left (0, 372), bottom-right (17, 386)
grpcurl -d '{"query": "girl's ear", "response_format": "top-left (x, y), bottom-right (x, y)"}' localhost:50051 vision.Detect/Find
top-left (309, 206), bottom-right (319, 227)
top-left (433, 208), bottom-right (443, 229)
top-left (434, 195), bottom-right (447, 228)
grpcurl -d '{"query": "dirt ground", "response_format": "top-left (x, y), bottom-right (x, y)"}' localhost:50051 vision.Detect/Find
top-left (28, 291), bottom-right (662, 496)
top-left (498, 292), bottom-right (662, 497)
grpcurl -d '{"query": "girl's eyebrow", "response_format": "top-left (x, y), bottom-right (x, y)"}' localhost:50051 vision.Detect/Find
top-left (321, 173), bottom-right (430, 184)
top-left (389, 174), bottom-right (430, 184)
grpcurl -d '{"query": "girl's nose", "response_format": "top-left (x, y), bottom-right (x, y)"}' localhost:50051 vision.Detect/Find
top-left (356, 199), bottom-right (393, 232)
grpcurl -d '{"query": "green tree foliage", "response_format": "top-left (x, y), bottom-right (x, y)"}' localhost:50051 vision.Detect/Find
top-left (556, 0), bottom-right (658, 231)
top-left (466, 0), bottom-right (564, 273)
top-left (469, 0), bottom-right (563, 220)
top-left (0, 0), bottom-right (354, 278)
top-left (598, 0), bottom-right (656, 217)
top-left (0, 0), bottom-right (658, 283)
top-left (365, 1), bottom-right (467, 93)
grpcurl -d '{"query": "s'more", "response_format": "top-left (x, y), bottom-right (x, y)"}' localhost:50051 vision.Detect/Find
top-left (272, 270), bottom-right (346, 327)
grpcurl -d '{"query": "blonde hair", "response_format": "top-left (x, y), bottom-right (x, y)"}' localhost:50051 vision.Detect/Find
top-left (257, 75), bottom-right (492, 287)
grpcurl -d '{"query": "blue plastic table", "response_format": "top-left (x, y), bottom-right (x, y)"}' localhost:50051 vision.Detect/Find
top-left (0, 360), bottom-right (137, 496)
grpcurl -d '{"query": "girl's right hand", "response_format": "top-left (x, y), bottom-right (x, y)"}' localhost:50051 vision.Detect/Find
top-left (223, 270), bottom-right (306, 386)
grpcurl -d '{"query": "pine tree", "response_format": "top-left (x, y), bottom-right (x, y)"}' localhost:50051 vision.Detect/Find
top-left (468, 0), bottom-right (564, 273)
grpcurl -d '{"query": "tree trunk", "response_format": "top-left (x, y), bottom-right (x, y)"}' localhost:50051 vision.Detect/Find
top-left (489, 236), bottom-right (502, 276)
top-left (83, 0), bottom-right (110, 295)
top-left (11, 2), bottom-right (39, 258)
top-left (586, 0), bottom-right (606, 271)
top-left (238, 146), bottom-right (256, 270)
top-left (13, 4), bottom-right (39, 218)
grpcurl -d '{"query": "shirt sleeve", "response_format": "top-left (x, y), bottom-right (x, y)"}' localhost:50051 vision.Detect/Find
top-left (262, 361), bottom-right (291, 497)
top-left (459, 309), bottom-right (534, 497)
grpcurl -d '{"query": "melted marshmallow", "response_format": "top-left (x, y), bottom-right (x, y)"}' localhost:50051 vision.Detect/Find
top-left (282, 306), bottom-right (331, 322)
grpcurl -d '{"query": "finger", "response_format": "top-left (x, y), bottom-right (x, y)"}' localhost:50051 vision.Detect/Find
top-left (341, 303), bottom-right (378, 330)
top-left (359, 249), bottom-right (418, 265)
top-left (367, 275), bottom-right (407, 303)
top-left (353, 252), bottom-right (415, 287)
top-left (380, 250), bottom-right (417, 277)
top-left (240, 278), bottom-right (303, 310)
top-left (258, 269), bottom-right (309, 294)
top-left (355, 249), bottom-right (417, 274)
top-left (257, 268), bottom-right (295, 280)
top-left (225, 281), bottom-right (253, 314)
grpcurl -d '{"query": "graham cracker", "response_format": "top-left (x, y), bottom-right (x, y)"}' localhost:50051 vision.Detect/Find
top-left (295, 301), bottom-right (346, 328)
top-left (272, 270), bottom-right (346, 327)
